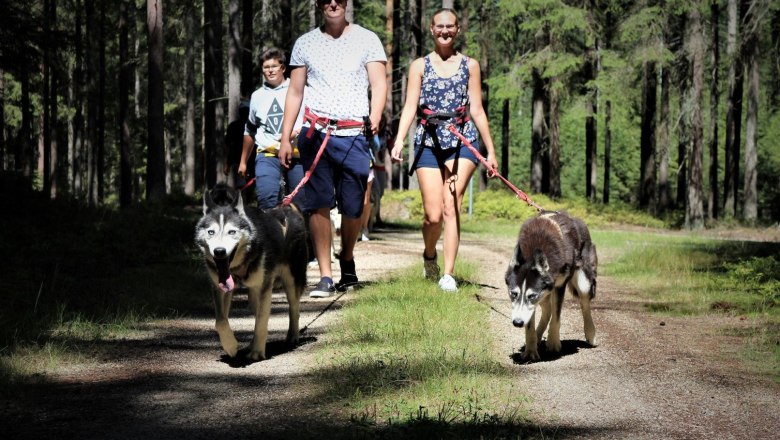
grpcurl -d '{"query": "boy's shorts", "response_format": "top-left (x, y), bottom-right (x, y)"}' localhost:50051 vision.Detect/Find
top-left (413, 140), bottom-right (480, 170)
top-left (297, 129), bottom-right (370, 219)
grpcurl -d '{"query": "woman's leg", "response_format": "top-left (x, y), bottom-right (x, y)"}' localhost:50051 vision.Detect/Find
top-left (440, 159), bottom-right (477, 276)
top-left (416, 167), bottom-right (445, 260)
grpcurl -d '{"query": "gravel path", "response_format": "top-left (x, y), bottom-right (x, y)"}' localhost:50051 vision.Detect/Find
top-left (1, 228), bottom-right (778, 439)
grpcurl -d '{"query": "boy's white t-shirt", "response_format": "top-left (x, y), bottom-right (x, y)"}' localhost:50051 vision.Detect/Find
top-left (244, 78), bottom-right (303, 153)
top-left (290, 24), bottom-right (386, 136)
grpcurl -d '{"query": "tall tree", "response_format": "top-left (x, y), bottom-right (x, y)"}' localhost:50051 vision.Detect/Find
top-left (42, 0), bottom-right (52, 196)
top-left (676, 13), bottom-right (690, 209)
top-left (658, 64), bottom-right (671, 211)
top-left (742, 0), bottom-right (761, 222)
top-left (707, 0), bottom-right (719, 220)
top-left (228, 0), bottom-right (241, 124)
top-left (639, 61), bottom-right (657, 210)
top-left (723, 0), bottom-right (746, 217)
top-left (241, 0), bottom-right (254, 97)
top-left (203, 0), bottom-right (225, 188)
top-left (530, 30), bottom-right (546, 194)
top-left (97, 0), bottom-right (106, 203)
top-left (686, 2), bottom-right (705, 230)
top-left (183, 3), bottom-right (197, 196)
top-left (147, 0), bottom-right (166, 201)
top-left (119, 0), bottom-right (133, 206)
top-left (603, 100), bottom-right (611, 203)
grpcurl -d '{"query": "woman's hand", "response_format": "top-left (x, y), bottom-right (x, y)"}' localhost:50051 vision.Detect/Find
top-left (390, 139), bottom-right (405, 162)
top-left (485, 153), bottom-right (499, 177)
top-left (237, 162), bottom-right (247, 179)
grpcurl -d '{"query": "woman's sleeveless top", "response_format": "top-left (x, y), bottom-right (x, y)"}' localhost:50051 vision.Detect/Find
top-left (414, 54), bottom-right (477, 149)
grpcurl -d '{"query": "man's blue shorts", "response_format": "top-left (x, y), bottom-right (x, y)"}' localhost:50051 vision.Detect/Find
top-left (297, 129), bottom-right (370, 219)
top-left (413, 140), bottom-right (480, 170)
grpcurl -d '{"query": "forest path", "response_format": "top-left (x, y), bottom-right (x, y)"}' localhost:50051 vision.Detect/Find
top-left (2, 228), bottom-right (779, 439)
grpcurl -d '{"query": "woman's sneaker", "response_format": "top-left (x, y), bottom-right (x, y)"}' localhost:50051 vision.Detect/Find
top-left (423, 252), bottom-right (440, 280)
top-left (309, 279), bottom-right (336, 298)
top-left (438, 274), bottom-right (458, 292)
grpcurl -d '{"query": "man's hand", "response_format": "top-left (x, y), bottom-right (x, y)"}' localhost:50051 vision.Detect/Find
top-left (237, 162), bottom-right (247, 179)
top-left (279, 140), bottom-right (292, 169)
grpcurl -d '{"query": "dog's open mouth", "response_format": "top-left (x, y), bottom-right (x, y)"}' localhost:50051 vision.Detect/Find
top-left (215, 255), bottom-right (235, 293)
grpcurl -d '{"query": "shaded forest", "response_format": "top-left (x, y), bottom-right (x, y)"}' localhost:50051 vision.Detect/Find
top-left (1, 0), bottom-right (779, 228)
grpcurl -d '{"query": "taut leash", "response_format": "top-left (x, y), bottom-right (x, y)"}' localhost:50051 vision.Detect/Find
top-left (446, 124), bottom-right (544, 212)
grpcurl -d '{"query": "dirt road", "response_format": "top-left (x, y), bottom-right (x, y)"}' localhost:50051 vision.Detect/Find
top-left (2, 229), bottom-right (779, 439)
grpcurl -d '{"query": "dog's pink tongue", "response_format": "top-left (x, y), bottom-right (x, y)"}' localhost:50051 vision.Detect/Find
top-left (219, 275), bottom-right (235, 293)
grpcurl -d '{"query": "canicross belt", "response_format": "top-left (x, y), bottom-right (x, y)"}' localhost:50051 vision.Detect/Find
top-left (418, 105), bottom-right (470, 127)
top-left (282, 107), bottom-right (368, 206)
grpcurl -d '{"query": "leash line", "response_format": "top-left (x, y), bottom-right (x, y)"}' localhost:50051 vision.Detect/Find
top-left (446, 124), bottom-right (544, 212)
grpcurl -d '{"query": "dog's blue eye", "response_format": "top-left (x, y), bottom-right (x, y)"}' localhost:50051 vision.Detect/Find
top-left (228, 230), bottom-right (237, 235)
top-left (208, 230), bottom-right (215, 236)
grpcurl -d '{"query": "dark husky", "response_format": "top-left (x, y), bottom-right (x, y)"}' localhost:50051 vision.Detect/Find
top-left (504, 212), bottom-right (598, 361)
top-left (195, 185), bottom-right (308, 361)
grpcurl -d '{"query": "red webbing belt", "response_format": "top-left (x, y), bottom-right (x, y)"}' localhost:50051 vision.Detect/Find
top-left (282, 108), bottom-right (365, 206)
top-left (446, 124), bottom-right (544, 212)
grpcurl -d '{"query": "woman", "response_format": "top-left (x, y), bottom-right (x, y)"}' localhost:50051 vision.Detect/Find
top-left (391, 8), bottom-right (497, 292)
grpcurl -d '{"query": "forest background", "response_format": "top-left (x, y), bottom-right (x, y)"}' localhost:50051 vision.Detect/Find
top-left (1, 0), bottom-right (779, 228)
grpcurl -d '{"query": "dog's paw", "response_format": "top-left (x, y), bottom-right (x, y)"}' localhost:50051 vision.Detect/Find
top-left (247, 349), bottom-right (266, 361)
top-left (520, 349), bottom-right (540, 361)
top-left (219, 335), bottom-right (239, 358)
top-left (546, 338), bottom-right (562, 353)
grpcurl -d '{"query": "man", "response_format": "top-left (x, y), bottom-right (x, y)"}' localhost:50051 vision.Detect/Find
top-left (279, 0), bottom-right (387, 297)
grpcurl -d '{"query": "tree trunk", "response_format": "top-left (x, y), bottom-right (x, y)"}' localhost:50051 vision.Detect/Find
top-left (203, 0), bottom-right (226, 189)
top-left (676, 13), bottom-right (690, 209)
top-left (723, 0), bottom-right (746, 217)
top-left (228, 0), bottom-right (241, 124)
top-left (97, 0), bottom-right (106, 203)
top-left (345, 0), bottom-right (354, 22)
top-left (584, 49), bottom-right (598, 202)
top-left (548, 83), bottom-right (561, 198)
top-left (119, 0), bottom-right (133, 207)
top-left (707, 1), bottom-right (719, 220)
top-left (530, 67), bottom-right (545, 194)
top-left (603, 100), bottom-right (611, 204)
top-left (85, 0), bottom-right (98, 204)
top-left (49, 0), bottom-right (60, 199)
top-left (658, 65), bottom-right (671, 212)
top-left (241, 0), bottom-right (254, 97)
top-left (742, 0), bottom-right (760, 223)
top-left (70, 1), bottom-right (84, 196)
top-left (147, 0), bottom-right (166, 201)
top-left (685, 3), bottom-right (705, 230)
top-left (184, 4), bottom-right (197, 196)
top-left (501, 99), bottom-right (509, 178)
top-left (42, 0), bottom-right (51, 195)
top-left (20, 71), bottom-right (32, 176)
top-left (407, 0), bottom-right (425, 191)
top-left (639, 61), bottom-right (657, 210)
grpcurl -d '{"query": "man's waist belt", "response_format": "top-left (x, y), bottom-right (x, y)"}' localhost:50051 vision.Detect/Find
top-left (304, 107), bottom-right (366, 138)
top-left (258, 143), bottom-right (299, 158)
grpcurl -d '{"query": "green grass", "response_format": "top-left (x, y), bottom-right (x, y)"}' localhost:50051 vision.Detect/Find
top-left (313, 262), bottom-right (537, 437)
top-left (0, 187), bottom-right (212, 381)
top-left (598, 230), bottom-right (780, 380)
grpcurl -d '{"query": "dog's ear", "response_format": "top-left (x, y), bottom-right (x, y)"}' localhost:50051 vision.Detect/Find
top-left (533, 249), bottom-right (549, 273)
top-left (508, 243), bottom-right (525, 268)
top-left (203, 189), bottom-right (215, 214)
top-left (234, 190), bottom-right (246, 216)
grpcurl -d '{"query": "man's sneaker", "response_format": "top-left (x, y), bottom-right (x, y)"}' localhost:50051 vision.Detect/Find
top-left (309, 279), bottom-right (336, 298)
top-left (423, 252), bottom-right (440, 280)
top-left (336, 258), bottom-right (359, 291)
top-left (438, 274), bottom-right (458, 292)
top-left (359, 228), bottom-right (370, 242)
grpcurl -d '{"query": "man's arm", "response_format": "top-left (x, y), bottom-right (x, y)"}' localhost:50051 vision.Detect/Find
top-left (366, 61), bottom-right (387, 135)
top-left (279, 66), bottom-right (306, 168)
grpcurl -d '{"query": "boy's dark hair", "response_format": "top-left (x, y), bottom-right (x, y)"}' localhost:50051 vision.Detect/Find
top-left (260, 48), bottom-right (286, 65)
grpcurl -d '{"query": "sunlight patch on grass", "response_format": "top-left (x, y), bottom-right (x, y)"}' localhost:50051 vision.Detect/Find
top-left (315, 263), bottom-right (532, 429)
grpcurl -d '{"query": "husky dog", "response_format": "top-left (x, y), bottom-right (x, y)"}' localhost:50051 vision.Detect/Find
top-left (195, 185), bottom-right (308, 361)
top-left (504, 212), bottom-right (598, 361)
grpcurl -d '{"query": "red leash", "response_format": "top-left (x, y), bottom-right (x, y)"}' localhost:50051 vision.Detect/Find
top-left (239, 177), bottom-right (256, 192)
top-left (282, 108), bottom-right (365, 206)
top-left (446, 124), bottom-right (544, 212)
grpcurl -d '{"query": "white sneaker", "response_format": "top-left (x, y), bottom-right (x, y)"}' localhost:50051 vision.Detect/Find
top-left (438, 274), bottom-right (458, 292)
top-left (360, 229), bottom-right (370, 242)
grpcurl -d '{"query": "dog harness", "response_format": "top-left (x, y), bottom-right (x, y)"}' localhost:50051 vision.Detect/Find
top-left (282, 107), bottom-right (368, 206)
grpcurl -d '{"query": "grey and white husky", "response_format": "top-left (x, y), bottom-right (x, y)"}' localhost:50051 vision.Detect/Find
top-left (195, 185), bottom-right (308, 361)
top-left (504, 212), bottom-right (598, 361)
